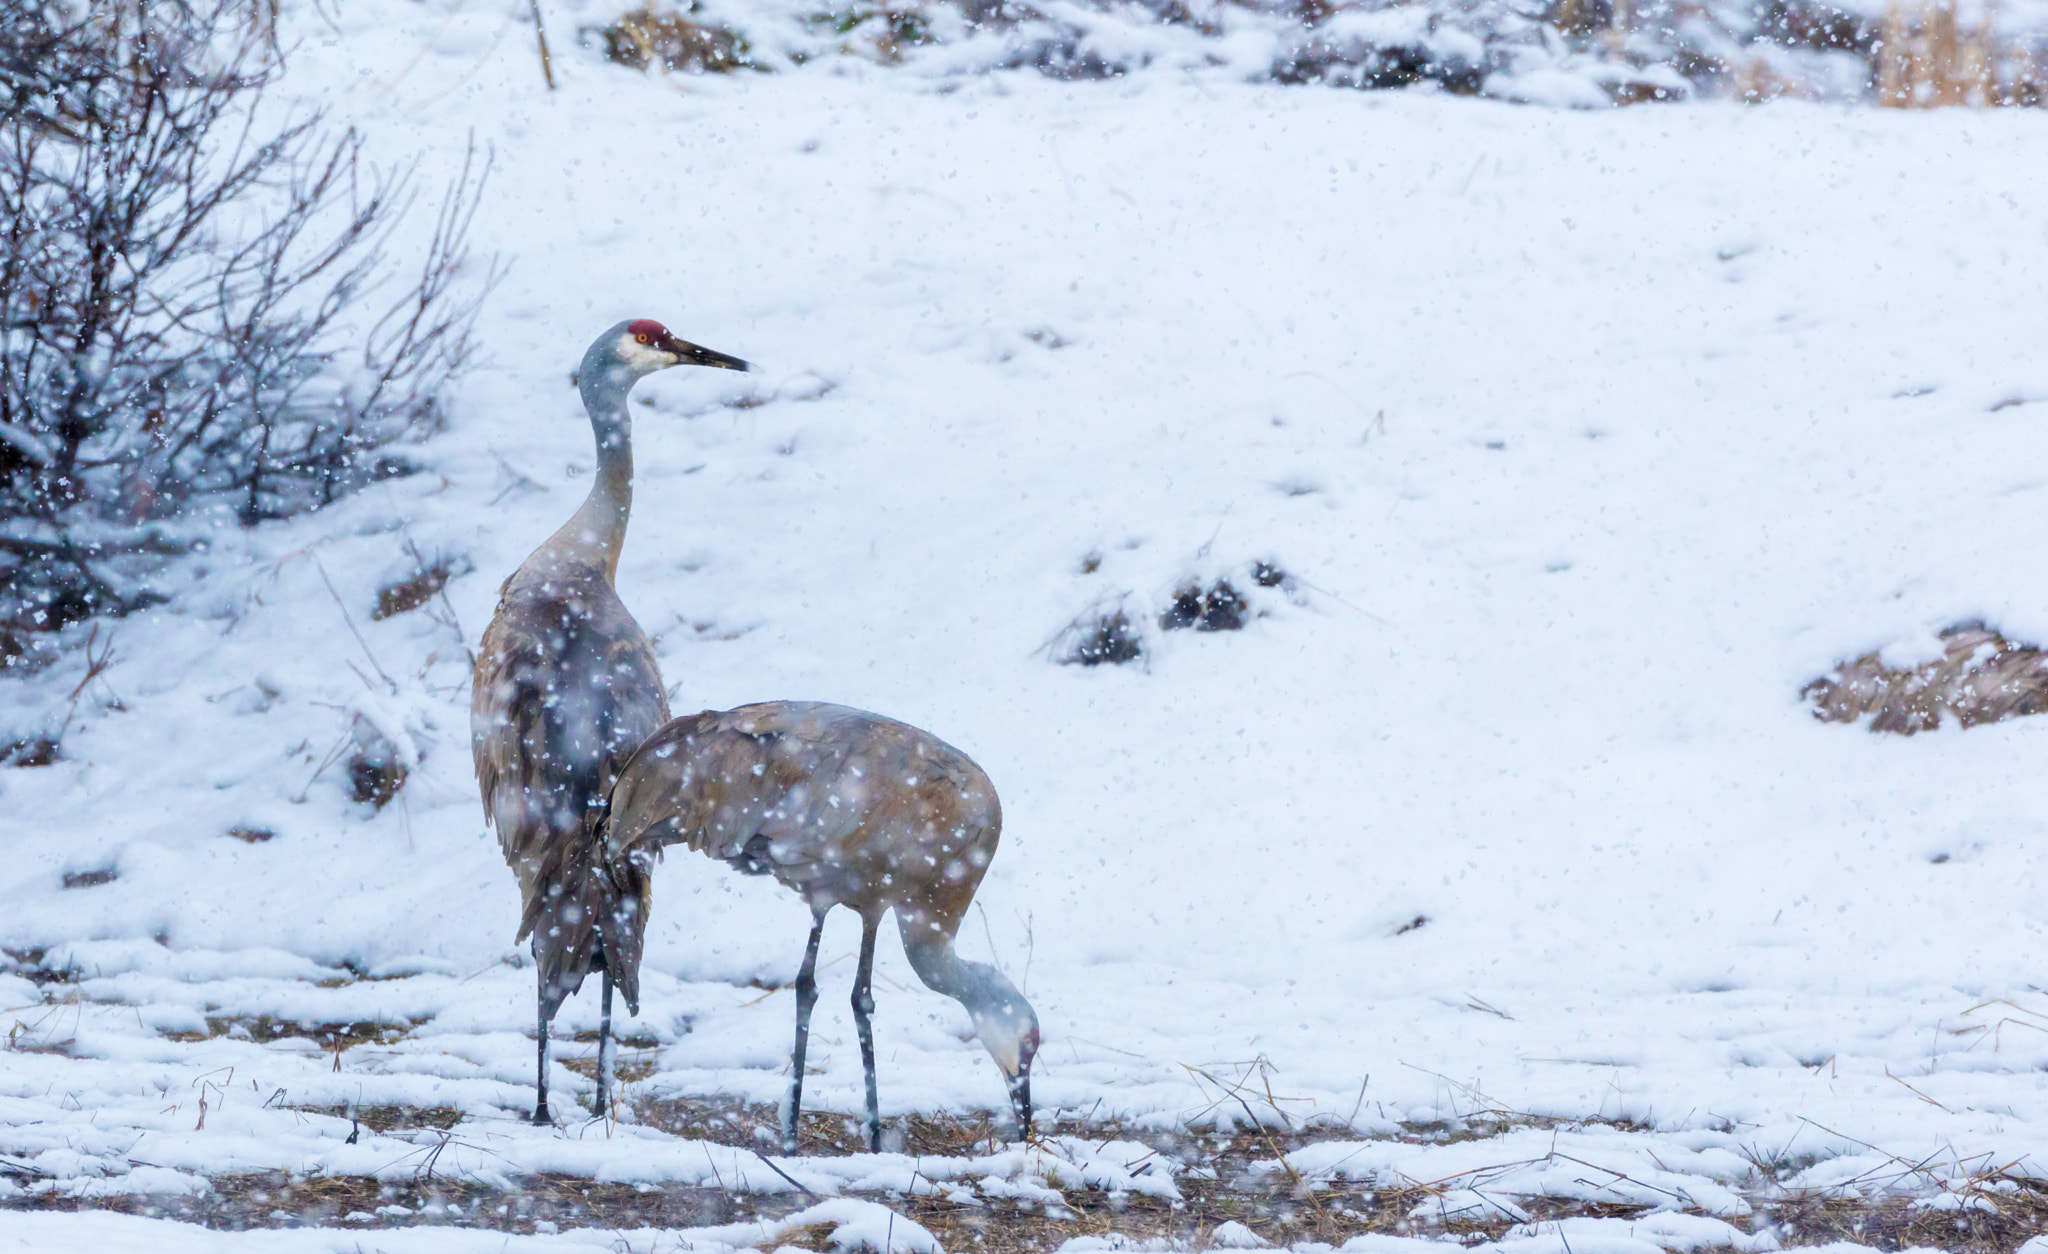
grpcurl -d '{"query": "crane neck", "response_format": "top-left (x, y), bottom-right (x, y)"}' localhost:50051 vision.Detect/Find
top-left (901, 929), bottom-right (1038, 1080)
top-left (549, 367), bottom-right (639, 583)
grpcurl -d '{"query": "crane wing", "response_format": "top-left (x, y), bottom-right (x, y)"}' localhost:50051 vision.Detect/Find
top-left (603, 701), bottom-right (991, 880)
top-left (472, 564), bottom-right (669, 1016)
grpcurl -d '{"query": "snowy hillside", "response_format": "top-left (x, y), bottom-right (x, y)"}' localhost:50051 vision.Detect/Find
top-left (7, 1), bottom-right (2048, 1249)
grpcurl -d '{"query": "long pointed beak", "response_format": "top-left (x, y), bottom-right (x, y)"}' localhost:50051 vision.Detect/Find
top-left (667, 336), bottom-right (749, 373)
top-left (1008, 1067), bottom-right (1032, 1140)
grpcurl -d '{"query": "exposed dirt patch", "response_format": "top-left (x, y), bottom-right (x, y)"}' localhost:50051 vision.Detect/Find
top-left (9, 1103), bottom-right (2048, 1251)
top-left (10, 1170), bottom-right (762, 1236)
top-left (158, 1015), bottom-right (425, 1051)
top-left (288, 1104), bottom-right (466, 1135)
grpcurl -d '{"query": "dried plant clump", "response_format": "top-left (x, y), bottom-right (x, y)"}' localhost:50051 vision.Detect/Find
top-left (4, 735), bottom-right (59, 766)
top-left (1060, 608), bottom-right (1145, 666)
top-left (374, 552), bottom-right (472, 620)
top-left (595, 6), bottom-right (754, 72)
top-left (1804, 621), bottom-right (2048, 734)
top-left (349, 754), bottom-right (407, 809)
top-left (1161, 580), bottom-right (1249, 632)
top-left (61, 867), bottom-right (117, 888)
top-left (348, 714), bottom-right (409, 808)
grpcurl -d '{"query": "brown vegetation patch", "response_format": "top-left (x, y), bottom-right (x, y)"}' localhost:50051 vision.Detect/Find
top-left (373, 555), bottom-right (470, 621)
top-left (1804, 622), bottom-right (2048, 734)
top-left (1874, 0), bottom-right (2048, 107)
top-left (4, 736), bottom-right (60, 766)
top-left (595, 7), bottom-right (753, 73)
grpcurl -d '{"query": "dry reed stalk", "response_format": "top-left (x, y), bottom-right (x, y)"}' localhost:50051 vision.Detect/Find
top-left (1879, 0), bottom-right (2001, 105)
top-left (528, 0), bottom-right (557, 89)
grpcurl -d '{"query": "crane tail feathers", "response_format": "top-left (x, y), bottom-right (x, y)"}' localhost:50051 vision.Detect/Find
top-left (521, 821), bottom-right (650, 1021)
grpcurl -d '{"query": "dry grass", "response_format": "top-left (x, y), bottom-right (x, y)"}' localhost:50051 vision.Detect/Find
top-left (1804, 621), bottom-right (2048, 734)
top-left (1758, 1186), bottom-right (2048, 1252)
top-left (1875, 0), bottom-right (2047, 106)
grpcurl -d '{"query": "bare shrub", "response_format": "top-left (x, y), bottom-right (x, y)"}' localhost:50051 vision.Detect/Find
top-left (0, 0), bottom-right (492, 654)
top-left (1804, 622), bottom-right (2048, 734)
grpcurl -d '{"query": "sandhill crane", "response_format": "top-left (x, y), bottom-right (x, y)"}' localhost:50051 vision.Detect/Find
top-left (472, 318), bottom-right (748, 1123)
top-left (601, 701), bottom-right (1039, 1153)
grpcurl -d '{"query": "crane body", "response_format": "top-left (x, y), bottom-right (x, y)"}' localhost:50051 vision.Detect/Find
top-left (602, 700), bottom-right (1039, 1153)
top-left (472, 319), bottom-right (747, 1123)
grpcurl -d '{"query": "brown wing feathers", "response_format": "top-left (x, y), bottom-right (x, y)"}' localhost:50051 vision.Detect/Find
top-left (473, 569), bottom-right (666, 1017)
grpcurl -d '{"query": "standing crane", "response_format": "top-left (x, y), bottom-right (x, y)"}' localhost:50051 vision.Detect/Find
top-left (472, 318), bottom-right (748, 1123)
top-left (601, 701), bottom-right (1039, 1154)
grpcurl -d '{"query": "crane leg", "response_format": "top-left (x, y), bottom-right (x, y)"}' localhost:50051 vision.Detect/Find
top-left (852, 912), bottom-right (881, 1153)
top-left (783, 914), bottom-right (826, 1155)
top-left (532, 972), bottom-right (553, 1125)
top-left (595, 962), bottom-right (616, 1119)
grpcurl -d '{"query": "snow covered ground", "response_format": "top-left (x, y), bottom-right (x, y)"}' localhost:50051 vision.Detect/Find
top-left (7, 0), bottom-right (2048, 1248)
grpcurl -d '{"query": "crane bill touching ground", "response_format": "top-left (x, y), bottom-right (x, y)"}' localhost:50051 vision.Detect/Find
top-left (472, 317), bottom-right (747, 1125)
top-left (602, 701), bottom-right (1040, 1153)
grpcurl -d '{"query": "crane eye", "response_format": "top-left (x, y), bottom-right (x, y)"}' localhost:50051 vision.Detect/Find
top-left (635, 333), bottom-right (650, 344)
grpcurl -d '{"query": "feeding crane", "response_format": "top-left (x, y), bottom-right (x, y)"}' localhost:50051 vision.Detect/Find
top-left (601, 701), bottom-right (1039, 1153)
top-left (472, 318), bottom-right (748, 1123)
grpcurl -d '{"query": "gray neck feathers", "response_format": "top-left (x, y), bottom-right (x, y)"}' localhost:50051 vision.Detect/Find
top-left (955, 957), bottom-right (1029, 1023)
top-left (903, 936), bottom-right (1034, 1054)
top-left (555, 344), bottom-right (641, 581)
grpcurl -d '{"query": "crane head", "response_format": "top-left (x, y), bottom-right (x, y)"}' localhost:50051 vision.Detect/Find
top-left (972, 995), bottom-right (1039, 1136)
top-left (617, 319), bottom-right (750, 374)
